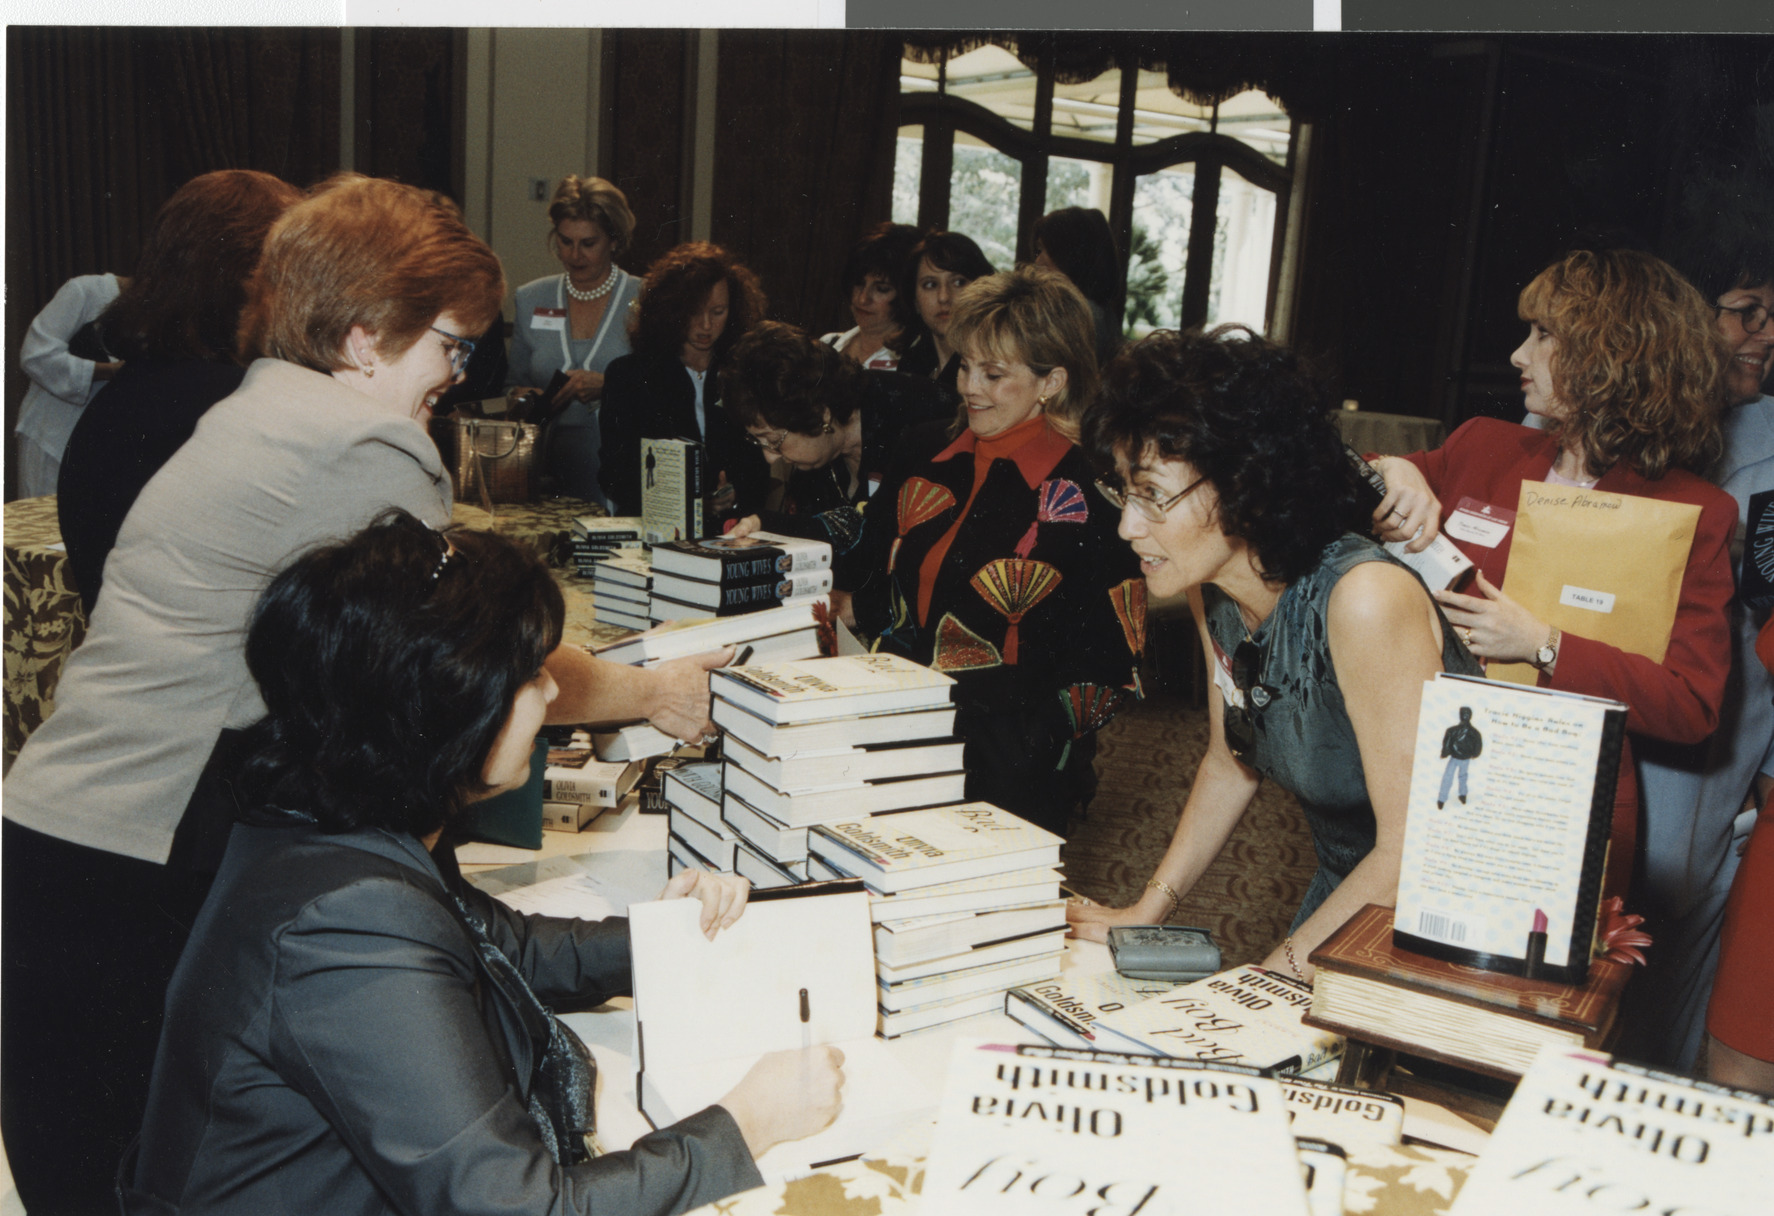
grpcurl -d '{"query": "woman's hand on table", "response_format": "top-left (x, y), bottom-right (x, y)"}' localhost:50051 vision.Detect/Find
top-left (1065, 896), bottom-right (1164, 943)
top-left (640, 647), bottom-right (733, 741)
top-left (1434, 569), bottom-right (1550, 664)
top-left (720, 1045), bottom-right (846, 1158)
top-left (554, 368), bottom-right (605, 406)
top-left (659, 868), bottom-right (752, 939)
top-left (1369, 456), bottom-right (1441, 552)
top-left (828, 589), bottom-right (856, 629)
top-left (727, 514), bottom-right (762, 540)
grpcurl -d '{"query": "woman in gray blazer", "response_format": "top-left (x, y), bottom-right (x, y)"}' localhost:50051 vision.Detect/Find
top-left (123, 513), bottom-right (844, 1215)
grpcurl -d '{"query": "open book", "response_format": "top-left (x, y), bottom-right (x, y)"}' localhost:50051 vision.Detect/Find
top-left (626, 882), bottom-right (934, 1178)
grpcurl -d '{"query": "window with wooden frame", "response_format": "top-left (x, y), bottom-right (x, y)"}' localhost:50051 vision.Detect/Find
top-left (893, 42), bottom-right (1304, 340)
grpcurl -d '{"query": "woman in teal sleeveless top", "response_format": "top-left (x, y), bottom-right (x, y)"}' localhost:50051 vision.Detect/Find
top-left (1067, 328), bottom-right (1478, 980)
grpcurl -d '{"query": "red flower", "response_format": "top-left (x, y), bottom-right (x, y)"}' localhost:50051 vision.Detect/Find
top-left (1597, 896), bottom-right (1652, 967)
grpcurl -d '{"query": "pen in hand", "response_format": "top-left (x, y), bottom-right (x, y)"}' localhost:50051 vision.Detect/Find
top-left (799, 987), bottom-right (812, 1087)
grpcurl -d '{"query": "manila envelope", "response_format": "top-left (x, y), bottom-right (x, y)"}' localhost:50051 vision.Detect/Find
top-left (1490, 480), bottom-right (1700, 685)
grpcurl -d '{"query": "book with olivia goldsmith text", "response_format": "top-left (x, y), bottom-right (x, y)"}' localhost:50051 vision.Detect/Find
top-left (1093, 963), bottom-right (1343, 1076)
top-left (808, 803), bottom-right (1063, 894)
top-left (921, 1040), bottom-right (1310, 1216)
top-left (1448, 1045), bottom-right (1773, 1216)
top-left (711, 652), bottom-right (955, 725)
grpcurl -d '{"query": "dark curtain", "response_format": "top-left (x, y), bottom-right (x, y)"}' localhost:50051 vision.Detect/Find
top-left (902, 30), bottom-right (1336, 121)
top-left (5, 26), bottom-right (339, 499)
top-left (607, 29), bottom-right (693, 276)
top-left (712, 31), bottom-right (901, 334)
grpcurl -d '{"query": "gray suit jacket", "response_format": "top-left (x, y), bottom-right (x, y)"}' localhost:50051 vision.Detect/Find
top-left (124, 823), bottom-right (762, 1215)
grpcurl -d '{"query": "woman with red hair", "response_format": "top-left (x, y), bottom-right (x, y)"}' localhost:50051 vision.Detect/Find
top-left (3, 175), bottom-right (730, 1211)
top-left (1377, 248), bottom-right (1737, 914)
top-left (598, 241), bottom-right (770, 518)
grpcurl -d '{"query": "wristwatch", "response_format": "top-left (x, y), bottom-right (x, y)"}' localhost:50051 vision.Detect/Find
top-left (1532, 626), bottom-right (1561, 671)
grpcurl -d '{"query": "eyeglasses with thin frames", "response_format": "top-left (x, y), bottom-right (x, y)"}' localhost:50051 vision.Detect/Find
top-left (1094, 473), bottom-right (1209, 523)
top-left (745, 428), bottom-right (790, 454)
top-left (1717, 301), bottom-right (1770, 335)
top-left (431, 326), bottom-right (477, 378)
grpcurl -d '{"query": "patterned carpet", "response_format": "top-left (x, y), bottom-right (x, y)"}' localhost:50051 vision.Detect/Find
top-left (1062, 690), bottom-right (1318, 967)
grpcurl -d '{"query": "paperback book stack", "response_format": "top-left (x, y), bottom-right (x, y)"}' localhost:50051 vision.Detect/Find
top-left (808, 803), bottom-right (1069, 1038)
top-left (709, 654), bottom-right (966, 892)
top-left (648, 532), bottom-right (833, 624)
top-left (566, 514), bottom-right (644, 578)
top-left (1007, 962), bottom-right (1343, 1076)
top-left (590, 549), bottom-right (653, 632)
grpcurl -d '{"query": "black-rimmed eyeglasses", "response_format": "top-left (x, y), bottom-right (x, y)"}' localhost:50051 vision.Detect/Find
top-left (1717, 301), bottom-right (1770, 335)
top-left (1094, 474), bottom-right (1209, 523)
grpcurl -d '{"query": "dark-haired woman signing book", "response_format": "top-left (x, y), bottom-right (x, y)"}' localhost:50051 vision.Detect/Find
top-left (123, 514), bottom-right (844, 1216)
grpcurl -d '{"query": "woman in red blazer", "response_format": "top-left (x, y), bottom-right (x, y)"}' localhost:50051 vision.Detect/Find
top-left (1377, 249), bottom-right (1737, 899)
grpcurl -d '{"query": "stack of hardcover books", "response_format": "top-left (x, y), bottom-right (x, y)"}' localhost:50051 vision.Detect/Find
top-left (1304, 902), bottom-right (1629, 1080)
top-left (567, 514), bottom-right (644, 578)
top-left (808, 803), bottom-right (1068, 1038)
top-left (590, 549), bottom-right (652, 631)
top-left (707, 654), bottom-right (965, 891)
top-left (661, 761), bottom-right (739, 872)
top-left (648, 532), bottom-right (833, 624)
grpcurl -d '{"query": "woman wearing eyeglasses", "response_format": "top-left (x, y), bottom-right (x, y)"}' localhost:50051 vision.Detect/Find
top-left (3, 176), bottom-right (733, 1212)
top-left (845, 267), bottom-right (1141, 837)
top-left (721, 321), bottom-right (948, 586)
top-left (1065, 327), bottom-right (1479, 979)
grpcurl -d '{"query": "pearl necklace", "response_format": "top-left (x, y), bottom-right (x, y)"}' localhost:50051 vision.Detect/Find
top-left (565, 265), bottom-right (619, 302)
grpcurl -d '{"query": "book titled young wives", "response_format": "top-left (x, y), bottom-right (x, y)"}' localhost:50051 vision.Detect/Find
top-left (1304, 903), bottom-right (1630, 1081)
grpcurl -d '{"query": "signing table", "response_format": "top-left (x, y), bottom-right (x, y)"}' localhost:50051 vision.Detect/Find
top-left (460, 808), bottom-right (1483, 1216)
top-left (1, 494), bottom-right (620, 770)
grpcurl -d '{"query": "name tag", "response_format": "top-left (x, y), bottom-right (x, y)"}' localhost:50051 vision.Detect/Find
top-left (532, 307), bottom-right (566, 332)
top-left (1560, 585), bottom-right (1616, 614)
top-left (1210, 638), bottom-right (1245, 710)
top-left (1444, 497), bottom-right (1514, 548)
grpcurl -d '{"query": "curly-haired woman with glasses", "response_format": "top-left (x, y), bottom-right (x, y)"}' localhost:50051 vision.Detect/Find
top-left (1066, 327), bottom-right (1478, 979)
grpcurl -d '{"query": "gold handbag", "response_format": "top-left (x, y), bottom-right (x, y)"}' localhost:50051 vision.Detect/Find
top-left (435, 416), bottom-right (539, 512)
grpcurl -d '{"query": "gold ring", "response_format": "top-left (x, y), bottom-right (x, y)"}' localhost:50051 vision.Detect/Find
top-left (1459, 626), bottom-right (1473, 646)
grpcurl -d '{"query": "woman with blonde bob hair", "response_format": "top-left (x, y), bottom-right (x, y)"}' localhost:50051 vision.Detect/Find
top-left (4, 175), bottom-right (728, 1211)
top-left (846, 266), bottom-right (1141, 835)
top-left (1376, 248), bottom-right (1738, 901)
top-left (508, 174), bottom-right (642, 502)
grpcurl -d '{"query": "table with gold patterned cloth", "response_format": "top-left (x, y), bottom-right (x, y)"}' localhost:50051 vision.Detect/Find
top-left (688, 1141), bottom-right (1476, 1216)
top-left (3, 496), bottom-right (87, 772)
top-left (2, 495), bottom-right (624, 769)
